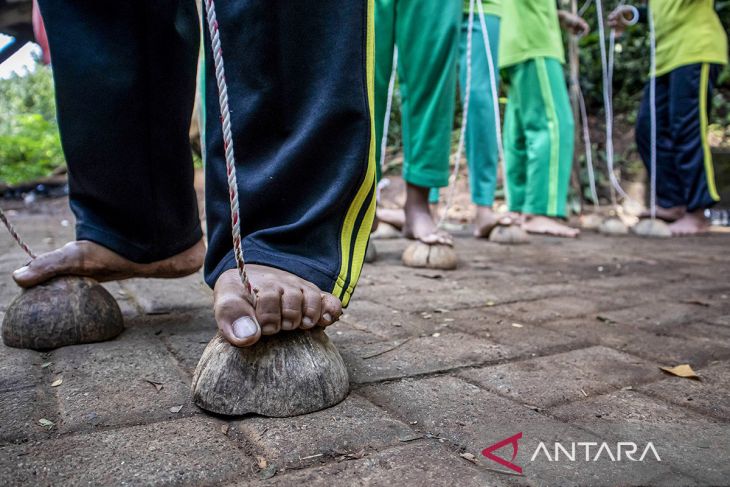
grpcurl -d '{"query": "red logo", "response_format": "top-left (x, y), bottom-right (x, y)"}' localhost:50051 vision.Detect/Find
top-left (481, 432), bottom-right (523, 474)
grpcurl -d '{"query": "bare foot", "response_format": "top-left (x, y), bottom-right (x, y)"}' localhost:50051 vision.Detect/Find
top-left (473, 207), bottom-right (518, 238)
top-left (668, 210), bottom-right (710, 236)
top-left (376, 207), bottom-right (406, 231)
top-left (522, 215), bottom-right (580, 238)
top-left (12, 239), bottom-right (205, 288)
top-left (639, 205), bottom-right (685, 222)
top-left (402, 183), bottom-right (453, 245)
top-left (213, 266), bottom-right (342, 347)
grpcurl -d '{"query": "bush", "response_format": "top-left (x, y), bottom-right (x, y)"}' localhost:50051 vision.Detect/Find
top-left (0, 62), bottom-right (65, 186)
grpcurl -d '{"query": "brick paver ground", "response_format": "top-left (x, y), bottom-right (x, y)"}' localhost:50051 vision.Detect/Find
top-left (1, 199), bottom-right (729, 486)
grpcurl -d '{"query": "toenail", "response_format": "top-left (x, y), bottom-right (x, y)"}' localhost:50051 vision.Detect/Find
top-left (13, 266), bottom-right (30, 279)
top-left (232, 317), bottom-right (258, 339)
top-left (302, 316), bottom-right (314, 327)
top-left (282, 320), bottom-right (294, 330)
top-left (262, 324), bottom-right (278, 334)
top-left (322, 313), bottom-right (332, 322)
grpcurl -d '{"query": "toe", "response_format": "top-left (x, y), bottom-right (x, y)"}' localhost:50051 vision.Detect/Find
top-left (213, 270), bottom-right (261, 347)
top-left (280, 287), bottom-right (304, 331)
top-left (301, 288), bottom-right (323, 329)
top-left (256, 289), bottom-right (283, 335)
top-left (318, 293), bottom-right (343, 327)
top-left (12, 246), bottom-right (75, 288)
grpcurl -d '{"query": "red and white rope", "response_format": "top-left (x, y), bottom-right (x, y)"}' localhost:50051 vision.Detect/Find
top-left (0, 208), bottom-right (36, 259)
top-left (204, 0), bottom-right (251, 292)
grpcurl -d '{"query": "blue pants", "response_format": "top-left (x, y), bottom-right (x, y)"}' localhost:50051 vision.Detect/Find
top-left (38, 0), bottom-right (375, 306)
top-left (430, 14), bottom-right (501, 206)
top-left (636, 63), bottom-right (721, 212)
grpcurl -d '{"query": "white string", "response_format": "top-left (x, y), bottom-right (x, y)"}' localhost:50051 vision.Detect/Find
top-left (578, 86), bottom-right (600, 208)
top-left (648, 6), bottom-right (658, 221)
top-left (378, 46), bottom-right (399, 202)
top-left (438, 0), bottom-right (475, 227)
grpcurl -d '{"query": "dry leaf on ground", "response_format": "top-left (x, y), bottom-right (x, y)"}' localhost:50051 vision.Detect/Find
top-left (38, 418), bottom-right (55, 429)
top-left (660, 364), bottom-right (700, 380)
top-left (169, 405), bottom-right (183, 413)
top-left (50, 378), bottom-right (63, 387)
top-left (460, 452), bottom-right (478, 464)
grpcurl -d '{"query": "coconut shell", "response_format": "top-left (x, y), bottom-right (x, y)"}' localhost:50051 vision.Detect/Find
top-left (191, 328), bottom-right (349, 417)
top-left (402, 241), bottom-right (457, 270)
top-left (598, 217), bottom-right (629, 236)
top-left (489, 225), bottom-right (530, 244)
top-left (633, 218), bottom-right (672, 238)
top-left (2, 277), bottom-right (124, 350)
top-left (580, 213), bottom-right (604, 231)
top-left (371, 222), bottom-right (401, 240)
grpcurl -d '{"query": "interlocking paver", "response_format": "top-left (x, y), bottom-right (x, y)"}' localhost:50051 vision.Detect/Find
top-left (232, 394), bottom-right (419, 470)
top-left (458, 346), bottom-right (663, 408)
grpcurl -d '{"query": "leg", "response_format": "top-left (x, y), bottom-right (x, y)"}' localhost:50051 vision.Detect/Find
top-left (636, 72), bottom-right (685, 221)
top-left (15, 0), bottom-right (204, 287)
top-left (204, 0), bottom-right (376, 345)
top-left (396, 0), bottom-right (461, 244)
top-left (518, 58), bottom-right (578, 237)
top-left (374, 0), bottom-right (397, 181)
top-left (667, 64), bottom-right (721, 235)
top-left (503, 67), bottom-right (527, 216)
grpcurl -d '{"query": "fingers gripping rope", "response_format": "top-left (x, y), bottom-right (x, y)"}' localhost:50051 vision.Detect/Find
top-left (0, 208), bottom-right (36, 259)
top-left (204, 0), bottom-right (251, 292)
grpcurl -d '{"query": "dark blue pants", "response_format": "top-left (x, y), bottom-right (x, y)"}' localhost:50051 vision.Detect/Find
top-left (37, 1), bottom-right (375, 305)
top-left (636, 63), bottom-right (721, 212)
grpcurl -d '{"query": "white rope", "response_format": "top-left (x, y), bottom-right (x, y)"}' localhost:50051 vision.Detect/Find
top-left (475, 0), bottom-right (508, 206)
top-left (378, 46), bottom-right (399, 202)
top-left (204, 0), bottom-right (250, 292)
top-left (648, 5), bottom-right (658, 221)
top-left (438, 0), bottom-right (475, 227)
top-left (578, 86), bottom-right (600, 208)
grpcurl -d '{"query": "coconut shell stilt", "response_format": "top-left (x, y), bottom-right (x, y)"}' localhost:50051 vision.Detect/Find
top-left (580, 213), bottom-right (603, 231)
top-left (402, 241), bottom-right (457, 270)
top-left (371, 222), bottom-right (401, 240)
top-left (488, 225), bottom-right (530, 245)
top-left (633, 218), bottom-right (671, 238)
top-left (2, 277), bottom-right (124, 350)
top-left (598, 217), bottom-right (629, 236)
top-left (191, 328), bottom-right (349, 417)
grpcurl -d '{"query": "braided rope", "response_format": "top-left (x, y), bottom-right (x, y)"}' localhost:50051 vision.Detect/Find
top-left (379, 46), bottom-right (399, 184)
top-left (204, 0), bottom-right (250, 292)
top-left (0, 208), bottom-right (36, 259)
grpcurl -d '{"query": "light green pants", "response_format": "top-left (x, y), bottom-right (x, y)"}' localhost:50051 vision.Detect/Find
top-left (375, 0), bottom-right (461, 188)
top-left (503, 57), bottom-right (574, 217)
top-left (430, 14), bottom-right (501, 206)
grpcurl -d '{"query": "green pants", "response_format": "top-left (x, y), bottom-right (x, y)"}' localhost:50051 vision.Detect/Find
top-left (430, 13), bottom-right (501, 206)
top-left (375, 0), bottom-right (461, 188)
top-left (503, 57), bottom-right (574, 217)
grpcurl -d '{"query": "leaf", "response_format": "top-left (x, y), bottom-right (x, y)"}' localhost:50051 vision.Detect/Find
top-left (511, 323), bottom-right (524, 328)
top-left (660, 364), bottom-right (700, 380)
top-left (40, 362), bottom-right (53, 369)
top-left (144, 380), bottom-right (164, 392)
top-left (460, 452), bottom-right (478, 464)
top-left (50, 377), bottom-right (63, 387)
top-left (169, 405), bottom-right (183, 413)
top-left (220, 424), bottom-right (230, 435)
top-left (256, 456), bottom-right (268, 469)
top-left (38, 418), bottom-right (55, 429)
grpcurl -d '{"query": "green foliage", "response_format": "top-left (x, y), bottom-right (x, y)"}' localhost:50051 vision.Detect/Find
top-left (0, 63), bottom-right (65, 185)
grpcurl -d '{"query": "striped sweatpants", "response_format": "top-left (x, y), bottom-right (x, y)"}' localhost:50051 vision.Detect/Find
top-left (503, 57), bottom-right (574, 218)
top-left (636, 63), bottom-right (722, 212)
top-left (37, 0), bottom-right (376, 306)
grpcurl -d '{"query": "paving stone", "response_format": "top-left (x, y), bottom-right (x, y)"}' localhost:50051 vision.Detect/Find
top-left (341, 300), bottom-right (446, 339)
top-left (232, 394), bottom-right (420, 470)
top-left (459, 346), bottom-right (664, 408)
top-left (49, 329), bottom-right (195, 433)
top-left (119, 274), bottom-right (212, 315)
top-left (550, 389), bottom-right (730, 485)
top-left (445, 307), bottom-right (588, 357)
top-left (0, 416), bottom-right (254, 486)
top-left (339, 332), bottom-right (514, 383)
top-left (237, 442), bottom-right (512, 486)
top-left (639, 361), bottom-right (730, 421)
top-left (595, 301), bottom-right (714, 331)
top-left (539, 318), bottom-right (730, 368)
top-left (361, 375), bottom-right (669, 486)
